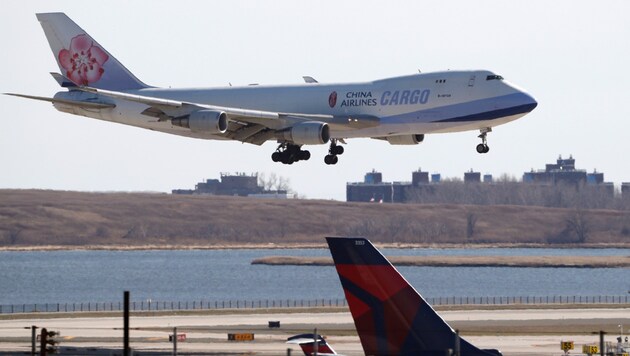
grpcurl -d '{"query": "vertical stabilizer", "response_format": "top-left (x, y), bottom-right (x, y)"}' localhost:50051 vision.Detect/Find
top-left (36, 12), bottom-right (148, 90)
top-left (287, 334), bottom-right (339, 356)
top-left (326, 237), bottom-right (502, 356)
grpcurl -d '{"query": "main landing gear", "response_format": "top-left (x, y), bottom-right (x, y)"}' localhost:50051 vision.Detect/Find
top-left (324, 140), bottom-right (344, 165)
top-left (476, 128), bottom-right (491, 154)
top-left (271, 143), bottom-right (310, 165)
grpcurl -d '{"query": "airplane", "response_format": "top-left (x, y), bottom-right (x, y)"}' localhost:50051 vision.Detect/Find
top-left (287, 333), bottom-right (342, 356)
top-left (326, 237), bottom-right (502, 356)
top-left (6, 13), bottom-right (537, 166)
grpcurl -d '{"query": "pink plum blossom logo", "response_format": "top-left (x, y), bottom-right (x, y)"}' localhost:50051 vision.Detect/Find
top-left (58, 34), bottom-right (109, 86)
top-left (328, 91), bottom-right (337, 108)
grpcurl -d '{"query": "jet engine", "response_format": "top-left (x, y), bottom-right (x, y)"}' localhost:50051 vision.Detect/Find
top-left (385, 134), bottom-right (425, 145)
top-left (171, 110), bottom-right (228, 134)
top-left (278, 121), bottom-right (330, 145)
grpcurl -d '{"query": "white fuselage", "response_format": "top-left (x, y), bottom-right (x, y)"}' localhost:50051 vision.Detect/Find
top-left (53, 69), bottom-right (537, 142)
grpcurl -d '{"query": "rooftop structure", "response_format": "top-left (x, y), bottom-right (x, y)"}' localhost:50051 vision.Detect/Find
top-left (523, 155), bottom-right (589, 186)
top-left (173, 173), bottom-right (291, 198)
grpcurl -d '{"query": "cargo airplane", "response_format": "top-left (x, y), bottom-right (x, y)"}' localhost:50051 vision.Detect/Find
top-left (7, 13), bottom-right (537, 165)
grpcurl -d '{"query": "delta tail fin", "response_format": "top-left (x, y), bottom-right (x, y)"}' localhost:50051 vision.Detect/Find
top-left (326, 237), bottom-right (502, 356)
top-left (287, 334), bottom-right (339, 356)
top-left (36, 12), bottom-right (148, 90)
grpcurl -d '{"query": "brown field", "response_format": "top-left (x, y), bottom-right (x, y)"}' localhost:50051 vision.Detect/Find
top-left (1, 189), bottom-right (629, 247)
top-left (252, 255), bottom-right (630, 267)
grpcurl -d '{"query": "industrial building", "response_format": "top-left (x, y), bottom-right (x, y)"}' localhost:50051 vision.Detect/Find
top-left (172, 173), bottom-right (292, 198)
top-left (346, 169), bottom-right (435, 203)
top-left (523, 155), bottom-right (614, 196)
top-left (347, 155), bottom-right (616, 204)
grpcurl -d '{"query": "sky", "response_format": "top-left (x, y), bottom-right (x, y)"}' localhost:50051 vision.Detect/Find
top-left (1, 0), bottom-right (629, 200)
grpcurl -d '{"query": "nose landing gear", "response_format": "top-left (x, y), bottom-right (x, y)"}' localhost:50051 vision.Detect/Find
top-left (476, 128), bottom-right (491, 154)
top-left (324, 140), bottom-right (344, 165)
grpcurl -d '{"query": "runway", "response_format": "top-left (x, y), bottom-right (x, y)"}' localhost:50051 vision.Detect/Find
top-left (1, 307), bottom-right (628, 355)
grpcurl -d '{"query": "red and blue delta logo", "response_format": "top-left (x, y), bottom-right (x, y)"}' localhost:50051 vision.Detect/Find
top-left (328, 91), bottom-right (337, 108)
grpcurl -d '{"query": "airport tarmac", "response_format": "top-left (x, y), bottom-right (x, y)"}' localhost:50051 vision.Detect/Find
top-left (1, 307), bottom-right (628, 355)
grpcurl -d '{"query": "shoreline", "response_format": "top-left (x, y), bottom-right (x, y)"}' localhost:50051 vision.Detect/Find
top-left (1, 242), bottom-right (630, 252)
top-left (252, 255), bottom-right (630, 268)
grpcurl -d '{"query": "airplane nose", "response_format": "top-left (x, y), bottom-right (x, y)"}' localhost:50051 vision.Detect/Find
top-left (521, 91), bottom-right (538, 112)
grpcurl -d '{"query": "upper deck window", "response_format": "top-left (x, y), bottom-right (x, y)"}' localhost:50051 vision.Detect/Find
top-left (486, 75), bottom-right (504, 81)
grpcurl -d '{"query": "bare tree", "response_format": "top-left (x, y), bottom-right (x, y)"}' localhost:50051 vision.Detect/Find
top-left (386, 216), bottom-right (409, 243)
top-left (466, 212), bottom-right (478, 239)
top-left (258, 172), bottom-right (292, 192)
top-left (122, 223), bottom-right (148, 239)
top-left (346, 218), bottom-right (381, 238)
top-left (565, 209), bottom-right (589, 243)
top-left (7, 229), bottom-right (22, 245)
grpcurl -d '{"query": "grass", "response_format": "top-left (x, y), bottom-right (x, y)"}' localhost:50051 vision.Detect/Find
top-left (1, 189), bottom-right (630, 247)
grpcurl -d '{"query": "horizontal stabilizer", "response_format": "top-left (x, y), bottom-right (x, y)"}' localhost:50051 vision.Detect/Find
top-left (50, 72), bottom-right (78, 88)
top-left (4, 93), bottom-right (115, 109)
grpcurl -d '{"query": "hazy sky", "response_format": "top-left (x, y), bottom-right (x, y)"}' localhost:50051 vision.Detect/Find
top-left (1, 1), bottom-right (628, 200)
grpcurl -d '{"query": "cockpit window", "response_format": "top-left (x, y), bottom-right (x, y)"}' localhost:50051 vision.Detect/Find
top-left (486, 75), bottom-right (504, 81)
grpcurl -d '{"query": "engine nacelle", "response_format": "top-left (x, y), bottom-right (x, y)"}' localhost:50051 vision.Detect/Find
top-left (385, 134), bottom-right (425, 145)
top-left (172, 110), bottom-right (228, 134)
top-left (279, 121), bottom-right (330, 145)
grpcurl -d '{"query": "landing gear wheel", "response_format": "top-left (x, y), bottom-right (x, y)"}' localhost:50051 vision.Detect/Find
top-left (332, 145), bottom-right (344, 155)
top-left (325, 140), bottom-right (344, 165)
top-left (476, 128), bottom-right (492, 154)
top-left (324, 155), bottom-right (338, 165)
top-left (300, 150), bottom-right (311, 161)
top-left (272, 143), bottom-right (310, 164)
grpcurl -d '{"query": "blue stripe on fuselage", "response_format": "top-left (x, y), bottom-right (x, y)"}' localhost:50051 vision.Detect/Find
top-left (380, 92), bottom-right (537, 124)
top-left (435, 102), bottom-right (537, 123)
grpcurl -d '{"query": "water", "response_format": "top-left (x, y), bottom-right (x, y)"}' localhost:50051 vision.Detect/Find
top-left (0, 248), bottom-right (628, 305)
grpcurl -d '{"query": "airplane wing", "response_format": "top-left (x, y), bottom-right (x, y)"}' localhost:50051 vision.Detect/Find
top-left (4, 93), bottom-right (115, 110)
top-left (76, 86), bottom-right (350, 145)
top-left (78, 87), bottom-right (327, 126)
top-left (76, 86), bottom-right (380, 145)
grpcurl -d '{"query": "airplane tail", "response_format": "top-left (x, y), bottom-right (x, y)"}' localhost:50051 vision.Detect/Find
top-left (326, 237), bottom-right (502, 356)
top-left (36, 12), bottom-right (148, 90)
top-left (287, 334), bottom-right (339, 356)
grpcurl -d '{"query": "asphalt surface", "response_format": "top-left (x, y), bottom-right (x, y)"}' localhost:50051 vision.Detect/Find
top-left (0, 307), bottom-right (628, 355)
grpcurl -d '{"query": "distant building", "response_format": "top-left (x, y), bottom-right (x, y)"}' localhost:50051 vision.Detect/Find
top-left (346, 170), bottom-right (414, 203)
top-left (464, 170), bottom-right (481, 183)
top-left (364, 170), bottom-right (383, 184)
top-left (412, 169), bottom-right (430, 186)
top-left (587, 172), bottom-right (604, 185)
top-left (346, 171), bottom-right (393, 203)
top-left (522, 155), bottom-right (587, 186)
top-left (173, 173), bottom-right (291, 198)
top-left (347, 169), bottom-right (440, 203)
top-left (346, 155), bottom-right (619, 204)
